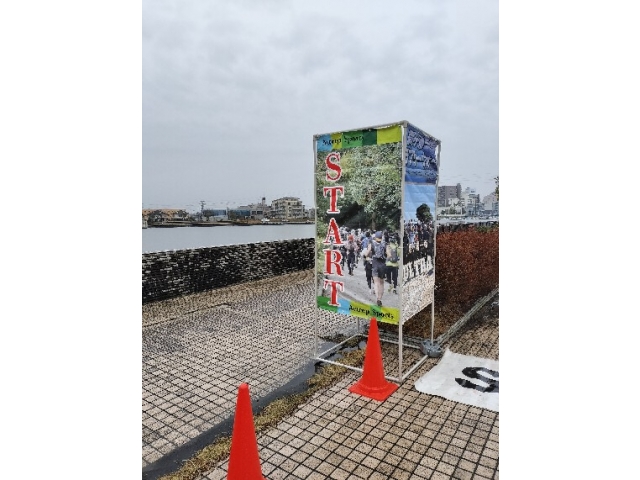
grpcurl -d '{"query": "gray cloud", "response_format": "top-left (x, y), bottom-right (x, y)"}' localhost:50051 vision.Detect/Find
top-left (143, 0), bottom-right (498, 210)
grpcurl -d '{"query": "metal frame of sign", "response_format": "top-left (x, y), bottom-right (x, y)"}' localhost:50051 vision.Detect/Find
top-left (313, 120), bottom-right (441, 383)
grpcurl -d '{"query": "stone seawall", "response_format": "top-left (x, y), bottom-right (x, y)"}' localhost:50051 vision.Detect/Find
top-left (142, 238), bottom-right (315, 304)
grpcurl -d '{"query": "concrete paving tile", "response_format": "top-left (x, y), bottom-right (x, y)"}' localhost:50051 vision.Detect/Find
top-left (291, 464), bottom-right (312, 478)
top-left (264, 451), bottom-right (285, 465)
top-left (301, 454), bottom-right (322, 470)
top-left (361, 454), bottom-right (381, 470)
top-left (325, 451), bottom-right (346, 467)
top-left (311, 446), bottom-right (332, 461)
top-left (375, 461), bottom-right (395, 476)
top-left (306, 472), bottom-right (327, 480)
top-left (485, 439), bottom-right (499, 451)
top-left (413, 464), bottom-right (435, 478)
top-left (435, 432), bottom-right (454, 444)
top-left (452, 466), bottom-right (475, 480)
top-left (368, 472), bottom-right (391, 480)
top-left (390, 467), bottom-right (413, 480)
top-left (457, 458), bottom-right (476, 473)
top-left (279, 458), bottom-right (299, 473)
top-left (329, 467), bottom-right (351, 479)
top-left (299, 442), bottom-right (318, 456)
top-left (436, 461), bottom-right (456, 476)
top-left (203, 468), bottom-right (227, 480)
top-left (286, 448), bottom-right (307, 463)
top-left (418, 456), bottom-right (439, 469)
top-left (475, 464), bottom-right (495, 478)
top-left (402, 450), bottom-right (422, 465)
top-left (266, 467), bottom-right (289, 479)
top-left (389, 444), bottom-right (406, 458)
top-left (354, 442), bottom-right (373, 455)
top-left (346, 449), bottom-right (366, 464)
top-left (349, 464), bottom-right (374, 478)
top-left (480, 455), bottom-right (499, 469)
top-left (462, 450), bottom-right (480, 463)
top-left (337, 457), bottom-right (359, 473)
top-left (431, 439), bottom-right (447, 452)
top-left (315, 461), bottom-right (336, 476)
top-left (288, 436), bottom-right (306, 449)
top-left (411, 442), bottom-right (429, 456)
top-left (451, 435), bottom-right (468, 447)
top-left (261, 461), bottom-right (277, 475)
top-left (278, 444), bottom-right (296, 456)
top-left (466, 441), bottom-right (483, 453)
top-left (441, 452), bottom-right (459, 465)
top-left (425, 447), bottom-right (444, 461)
top-left (484, 446), bottom-right (499, 459)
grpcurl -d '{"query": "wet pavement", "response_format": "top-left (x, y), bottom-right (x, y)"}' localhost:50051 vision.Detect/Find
top-left (142, 269), bottom-right (498, 479)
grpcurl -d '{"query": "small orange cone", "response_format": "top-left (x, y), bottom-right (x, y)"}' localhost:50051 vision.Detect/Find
top-left (227, 383), bottom-right (266, 480)
top-left (349, 318), bottom-right (399, 401)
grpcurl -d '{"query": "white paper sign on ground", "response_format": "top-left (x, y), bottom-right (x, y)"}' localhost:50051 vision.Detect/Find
top-left (415, 349), bottom-right (499, 412)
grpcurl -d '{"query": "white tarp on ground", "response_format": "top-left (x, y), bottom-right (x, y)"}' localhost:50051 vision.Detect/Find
top-left (415, 349), bottom-right (499, 412)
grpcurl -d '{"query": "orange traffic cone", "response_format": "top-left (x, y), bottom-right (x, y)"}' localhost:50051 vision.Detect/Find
top-left (349, 318), bottom-right (399, 401)
top-left (227, 383), bottom-right (266, 480)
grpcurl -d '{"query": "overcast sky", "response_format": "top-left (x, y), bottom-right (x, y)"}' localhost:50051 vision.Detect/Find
top-left (142, 0), bottom-right (498, 212)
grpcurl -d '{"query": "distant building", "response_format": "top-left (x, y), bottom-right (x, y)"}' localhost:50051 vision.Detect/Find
top-left (307, 207), bottom-right (316, 220)
top-left (482, 192), bottom-right (499, 215)
top-left (437, 183), bottom-right (461, 207)
top-left (202, 209), bottom-right (228, 221)
top-left (238, 197), bottom-right (271, 220)
top-left (460, 190), bottom-right (481, 216)
top-left (271, 197), bottom-right (305, 220)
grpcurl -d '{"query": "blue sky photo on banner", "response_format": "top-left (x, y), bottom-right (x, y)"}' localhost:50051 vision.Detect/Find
top-left (402, 123), bottom-right (440, 323)
top-left (314, 124), bottom-right (403, 324)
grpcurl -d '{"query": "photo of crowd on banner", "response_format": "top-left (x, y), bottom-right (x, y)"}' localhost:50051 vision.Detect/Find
top-left (401, 125), bottom-right (440, 323)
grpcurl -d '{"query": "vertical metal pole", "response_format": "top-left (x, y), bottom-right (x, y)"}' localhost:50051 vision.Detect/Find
top-left (314, 308), bottom-right (319, 357)
top-left (313, 138), bottom-right (319, 358)
top-left (398, 122), bottom-right (407, 380)
top-left (431, 141), bottom-right (441, 346)
top-left (430, 301), bottom-right (435, 345)
top-left (399, 317), bottom-right (404, 380)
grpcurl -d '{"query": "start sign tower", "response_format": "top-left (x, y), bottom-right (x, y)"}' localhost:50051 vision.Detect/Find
top-left (313, 121), bottom-right (441, 382)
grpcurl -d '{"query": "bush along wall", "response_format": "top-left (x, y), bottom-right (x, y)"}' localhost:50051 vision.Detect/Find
top-left (142, 238), bottom-right (315, 304)
top-left (434, 225), bottom-right (499, 317)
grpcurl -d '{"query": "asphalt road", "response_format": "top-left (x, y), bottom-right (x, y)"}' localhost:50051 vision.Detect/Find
top-left (325, 255), bottom-right (401, 310)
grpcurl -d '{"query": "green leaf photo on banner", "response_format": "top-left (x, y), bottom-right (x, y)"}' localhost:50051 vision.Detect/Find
top-left (314, 124), bottom-right (403, 324)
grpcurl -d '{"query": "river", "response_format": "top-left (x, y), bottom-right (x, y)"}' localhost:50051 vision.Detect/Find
top-left (142, 223), bottom-right (316, 253)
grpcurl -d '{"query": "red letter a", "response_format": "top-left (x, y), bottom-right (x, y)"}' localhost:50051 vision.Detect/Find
top-left (323, 217), bottom-right (343, 245)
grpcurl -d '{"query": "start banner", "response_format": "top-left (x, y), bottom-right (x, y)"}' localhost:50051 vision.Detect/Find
top-left (314, 121), bottom-right (440, 325)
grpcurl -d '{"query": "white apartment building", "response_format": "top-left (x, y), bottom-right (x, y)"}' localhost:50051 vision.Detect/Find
top-left (271, 197), bottom-right (305, 219)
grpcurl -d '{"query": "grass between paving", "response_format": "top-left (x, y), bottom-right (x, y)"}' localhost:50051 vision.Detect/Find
top-left (158, 347), bottom-right (365, 480)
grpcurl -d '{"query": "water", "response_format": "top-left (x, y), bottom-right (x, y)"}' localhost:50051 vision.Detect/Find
top-left (142, 223), bottom-right (316, 253)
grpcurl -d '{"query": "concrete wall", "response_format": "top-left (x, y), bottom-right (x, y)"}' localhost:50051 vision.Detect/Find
top-left (142, 238), bottom-right (314, 304)
top-left (142, 223), bottom-right (498, 304)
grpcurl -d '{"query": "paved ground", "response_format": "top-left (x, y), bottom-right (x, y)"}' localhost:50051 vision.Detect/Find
top-left (142, 269), bottom-right (498, 479)
top-left (142, 270), bottom-right (359, 473)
